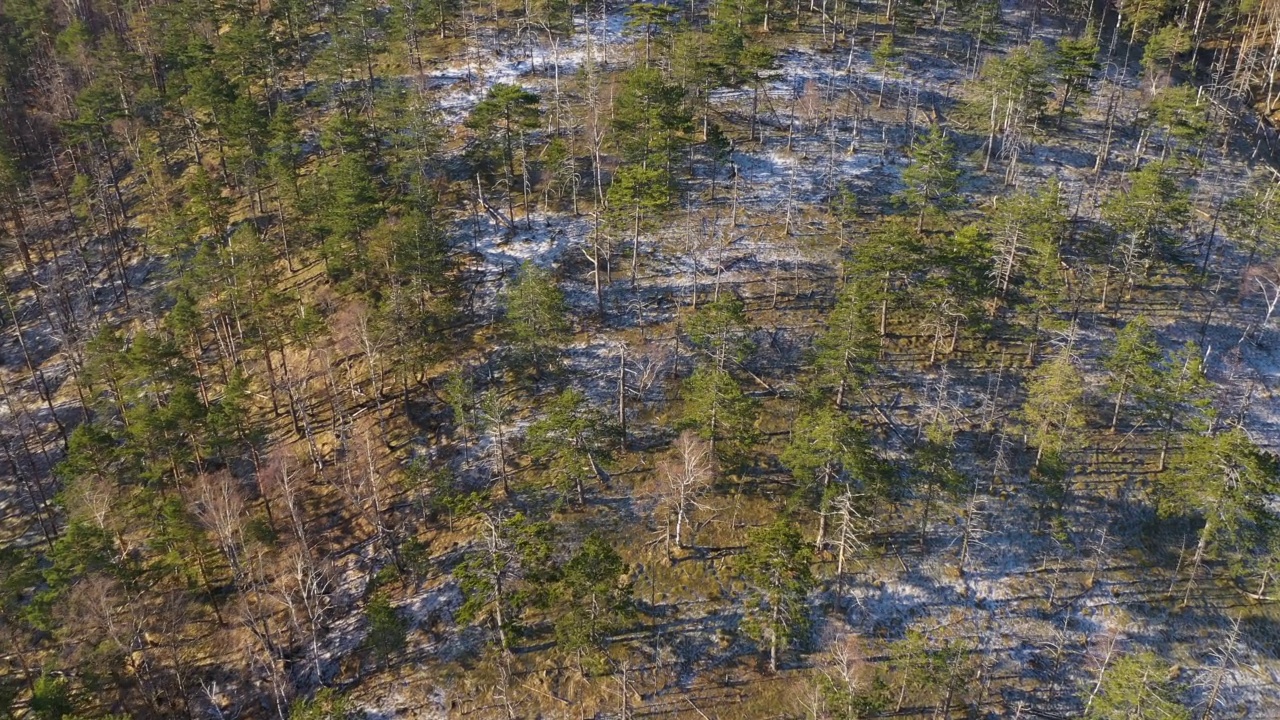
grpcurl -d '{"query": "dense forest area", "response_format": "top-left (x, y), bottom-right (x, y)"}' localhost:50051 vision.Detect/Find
top-left (3, 0), bottom-right (1280, 715)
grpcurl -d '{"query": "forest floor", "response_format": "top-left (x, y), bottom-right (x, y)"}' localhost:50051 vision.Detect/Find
top-left (3, 0), bottom-right (1280, 717)
top-left (322, 3), bottom-right (1280, 718)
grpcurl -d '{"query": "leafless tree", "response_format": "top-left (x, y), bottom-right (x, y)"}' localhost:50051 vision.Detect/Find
top-left (476, 388), bottom-right (516, 496)
top-left (273, 544), bottom-right (333, 684)
top-left (1196, 617), bottom-right (1242, 720)
top-left (1247, 261), bottom-right (1280, 343)
top-left (657, 431), bottom-right (717, 557)
top-left (830, 489), bottom-right (871, 585)
top-left (1081, 626), bottom-right (1122, 716)
top-left (191, 470), bottom-right (248, 579)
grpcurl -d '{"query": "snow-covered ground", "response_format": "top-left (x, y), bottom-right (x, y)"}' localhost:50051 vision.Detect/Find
top-left (427, 10), bottom-right (630, 123)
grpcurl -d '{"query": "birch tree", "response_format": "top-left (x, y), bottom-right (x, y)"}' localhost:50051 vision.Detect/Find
top-left (657, 430), bottom-right (717, 555)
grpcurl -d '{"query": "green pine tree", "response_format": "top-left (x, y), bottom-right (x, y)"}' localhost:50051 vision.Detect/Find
top-left (735, 519), bottom-right (815, 672)
top-left (900, 125), bottom-right (960, 230)
top-left (501, 261), bottom-right (570, 374)
top-left (680, 364), bottom-right (760, 469)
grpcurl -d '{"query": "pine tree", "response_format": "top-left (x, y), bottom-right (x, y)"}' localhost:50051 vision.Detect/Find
top-left (1222, 172), bottom-right (1280, 272)
top-left (1101, 316), bottom-right (1161, 431)
top-left (611, 66), bottom-right (692, 171)
top-left (314, 150), bottom-right (383, 285)
top-left (687, 295), bottom-right (755, 369)
top-left (900, 125), bottom-right (960, 230)
top-left (553, 534), bottom-right (633, 667)
top-left (681, 364), bottom-right (760, 469)
top-left (1145, 85), bottom-right (1210, 160)
top-left (289, 687), bottom-right (352, 720)
top-left (988, 182), bottom-right (1067, 303)
top-left (501, 261), bottom-right (570, 374)
top-left (607, 163), bottom-right (671, 288)
top-left (625, 3), bottom-right (675, 66)
top-left (811, 279), bottom-right (879, 408)
top-left (364, 591), bottom-right (408, 666)
top-left (887, 630), bottom-right (976, 716)
top-left (781, 407), bottom-right (883, 551)
top-left (1149, 341), bottom-right (1211, 471)
top-left (735, 519), bottom-right (815, 672)
top-left (525, 388), bottom-right (616, 505)
top-left (1020, 349), bottom-right (1087, 468)
top-left (913, 415), bottom-right (968, 550)
top-left (1141, 25), bottom-right (1190, 90)
top-left (466, 84), bottom-right (541, 223)
top-left (1102, 160), bottom-right (1190, 299)
top-left (1158, 428), bottom-right (1279, 605)
top-left (919, 222), bottom-right (993, 361)
top-left (456, 512), bottom-right (557, 650)
top-left (871, 35), bottom-right (902, 109)
top-left (1055, 29), bottom-right (1100, 121)
top-left (1083, 650), bottom-right (1190, 719)
top-left (965, 41), bottom-right (1053, 173)
top-left (844, 218), bottom-right (925, 337)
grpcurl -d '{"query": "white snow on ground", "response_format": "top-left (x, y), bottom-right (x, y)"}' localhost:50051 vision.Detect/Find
top-left (456, 212), bottom-right (586, 270)
top-left (732, 145), bottom-right (885, 207)
top-left (427, 10), bottom-right (630, 123)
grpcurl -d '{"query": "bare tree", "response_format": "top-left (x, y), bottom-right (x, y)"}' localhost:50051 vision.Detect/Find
top-left (262, 447), bottom-right (312, 556)
top-left (329, 423), bottom-right (399, 568)
top-left (657, 430), bottom-right (717, 558)
top-left (1247, 261), bottom-right (1280, 343)
top-left (830, 489), bottom-right (871, 590)
top-left (273, 544), bottom-right (333, 684)
top-left (1081, 626), bottom-right (1122, 716)
top-left (191, 470), bottom-right (248, 578)
top-left (1197, 617), bottom-right (1242, 720)
top-left (476, 388), bottom-right (516, 496)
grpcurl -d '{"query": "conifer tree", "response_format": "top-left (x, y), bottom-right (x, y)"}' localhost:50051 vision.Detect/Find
top-left (501, 261), bottom-right (570, 374)
top-left (467, 84), bottom-right (541, 223)
top-left (1141, 25), bottom-right (1189, 90)
top-left (845, 218), bottom-right (925, 337)
top-left (687, 295), bottom-right (755, 369)
top-left (1149, 341), bottom-right (1211, 472)
top-left (607, 164), bottom-right (671, 288)
top-left (736, 518), bottom-right (815, 672)
top-left (871, 35), bottom-right (902, 109)
top-left (966, 41), bottom-right (1053, 173)
top-left (811, 279), bottom-right (879, 408)
top-left (314, 150), bottom-right (383, 285)
top-left (1055, 29), bottom-right (1100, 122)
top-left (1145, 85), bottom-right (1210, 160)
top-left (554, 534), bottom-right (633, 666)
top-left (681, 364), bottom-right (760, 469)
top-left (1102, 316), bottom-right (1161, 431)
top-left (988, 182), bottom-right (1067, 303)
top-left (913, 414), bottom-right (968, 550)
top-left (1083, 650), bottom-right (1190, 719)
top-left (364, 591), bottom-right (408, 666)
top-left (1158, 428), bottom-right (1278, 604)
top-left (525, 388), bottom-right (616, 505)
top-left (456, 512), bottom-right (557, 650)
top-left (781, 407), bottom-right (882, 551)
top-left (1223, 173), bottom-right (1280, 272)
top-left (900, 125), bottom-right (960, 230)
top-left (611, 66), bottom-right (691, 172)
top-left (1020, 349), bottom-right (1087, 468)
top-left (1102, 160), bottom-right (1190, 300)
